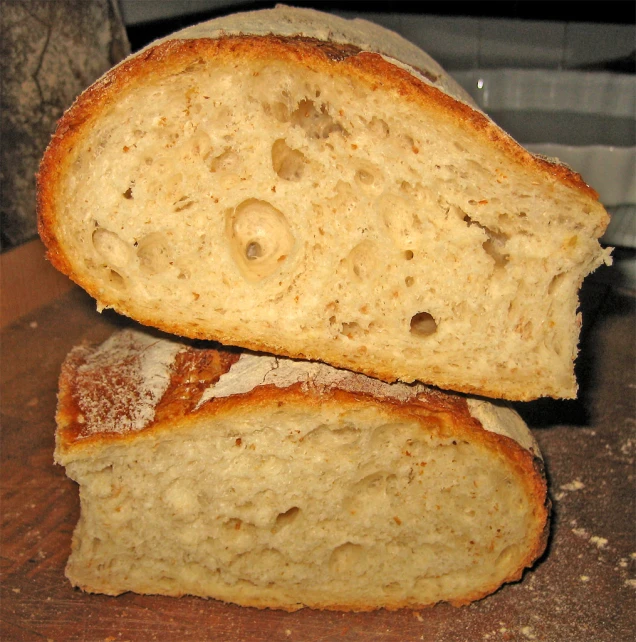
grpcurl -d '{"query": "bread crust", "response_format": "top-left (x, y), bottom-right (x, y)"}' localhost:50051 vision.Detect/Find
top-left (55, 330), bottom-right (549, 610)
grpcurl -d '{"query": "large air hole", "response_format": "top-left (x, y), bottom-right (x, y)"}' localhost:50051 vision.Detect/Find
top-left (410, 312), bottom-right (438, 337)
top-left (271, 139), bottom-right (306, 181)
top-left (226, 199), bottom-right (295, 281)
top-left (92, 228), bottom-right (132, 269)
top-left (137, 232), bottom-right (173, 275)
top-left (290, 99), bottom-right (344, 139)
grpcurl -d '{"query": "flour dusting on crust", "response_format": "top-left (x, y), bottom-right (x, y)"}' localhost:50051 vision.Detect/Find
top-left (75, 329), bottom-right (183, 435)
top-left (198, 352), bottom-right (429, 408)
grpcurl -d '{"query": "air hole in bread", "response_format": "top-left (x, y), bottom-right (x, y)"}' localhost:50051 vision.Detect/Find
top-left (464, 214), bottom-right (510, 266)
top-left (271, 139), bottom-right (305, 181)
top-left (137, 232), bottom-right (173, 275)
top-left (174, 196), bottom-right (195, 212)
top-left (404, 250), bottom-right (414, 260)
top-left (355, 471), bottom-right (396, 493)
top-left (482, 239), bottom-right (509, 267)
top-left (410, 312), bottom-right (438, 337)
top-left (227, 199), bottom-right (295, 281)
top-left (245, 241), bottom-right (263, 260)
top-left (122, 187), bottom-right (133, 199)
top-left (367, 116), bottom-right (390, 137)
top-left (92, 228), bottom-right (132, 269)
top-left (329, 542), bottom-right (365, 574)
top-left (376, 193), bottom-right (420, 248)
top-left (107, 269), bottom-right (125, 288)
top-left (271, 506), bottom-right (300, 534)
top-left (405, 276), bottom-right (415, 287)
top-left (347, 240), bottom-right (378, 282)
top-left (209, 148), bottom-right (239, 173)
top-left (548, 272), bottom-right (567, 295)
top-left (290, 99), bottom-right (344, 139)
top-left (340, 321), bottom-right (363, 339)
top-left (223, 518), bottom-right (243, 532)
top-left (355, 169), bottom-right (375, 185)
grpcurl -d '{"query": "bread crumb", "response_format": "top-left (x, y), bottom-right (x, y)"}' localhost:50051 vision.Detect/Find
top-left (580, 575), bottom-right (590, 582)
top-left (621, 439), bottom-right (633, 455)
top-left (29, 321), bottom-right (38, 329)
top-left (572, 527), bottom-right (588, 538)
top-left (12, 588), bottom-right (20, 593)
top-left (520, 626), bottom-right (537, 639)
top-left (560, 479), bottom-right (585, 491)
top-left (625, 579), bottom-right (636, 589)
top-left (590, 536), bottom-right (608, 549)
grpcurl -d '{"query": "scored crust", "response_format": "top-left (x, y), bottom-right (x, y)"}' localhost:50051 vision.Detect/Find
top-left (56, 329), bottom-right (542, 458)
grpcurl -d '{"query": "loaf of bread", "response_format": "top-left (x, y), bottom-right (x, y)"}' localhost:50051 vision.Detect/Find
top-left (56, 328), bottom-right (549, 611)
top-left (38, 6), bottom-right (611, 400)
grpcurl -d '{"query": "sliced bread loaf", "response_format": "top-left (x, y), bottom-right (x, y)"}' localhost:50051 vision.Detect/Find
top-left (56, 328), bottom-right (549, 611)
top-left (38, 6), bottom-right (611, 399)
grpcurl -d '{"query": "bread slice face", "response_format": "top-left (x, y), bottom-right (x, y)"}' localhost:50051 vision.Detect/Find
top-left (37, 7), bottom-right (611, 400)
top-left (55, 329), bottom-right (549, 611)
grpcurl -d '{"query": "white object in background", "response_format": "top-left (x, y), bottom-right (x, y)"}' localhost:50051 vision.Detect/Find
top-left (452, 69), bottom-right (635, 252)
top-left (453, 69), bottom-right (635, 118)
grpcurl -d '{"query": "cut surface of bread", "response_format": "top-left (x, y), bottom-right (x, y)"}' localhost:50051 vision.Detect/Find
top-left (56, 329), bottom-right (550, 611)
top-left (38, 6), bottom-right (611, 400)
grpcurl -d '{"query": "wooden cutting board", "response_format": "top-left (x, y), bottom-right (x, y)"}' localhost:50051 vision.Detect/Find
top-left (1, 282), bottom-right (635, 642)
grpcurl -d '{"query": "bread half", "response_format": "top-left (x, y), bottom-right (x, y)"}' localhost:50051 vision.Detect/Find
top-left (37, 6), bottom-right (611, 400)
top-left (55, 328), bottom-right (549, 611)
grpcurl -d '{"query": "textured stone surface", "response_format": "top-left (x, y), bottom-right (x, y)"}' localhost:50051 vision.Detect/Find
top-left (0, 0), bottom-right (129, 250)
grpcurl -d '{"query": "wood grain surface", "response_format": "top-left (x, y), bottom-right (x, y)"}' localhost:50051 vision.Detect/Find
top-left (1, 277), bottom-right (635, 642)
